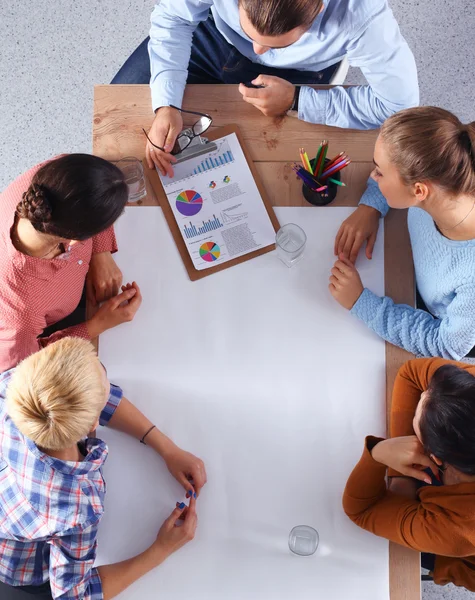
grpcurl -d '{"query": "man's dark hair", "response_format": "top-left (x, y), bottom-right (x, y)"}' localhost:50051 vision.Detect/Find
top-left (239, 0), bottom-right (323, 36)
top-left (419, 364), bottom-right (475, 475)
top-left (17, 154), bottom-right (128, 241)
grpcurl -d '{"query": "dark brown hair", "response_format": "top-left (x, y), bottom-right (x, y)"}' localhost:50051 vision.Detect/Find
top-left (17, 154), bottom-right (128, 241)
top-left (419, 364), bottom-right (475, 475)
top-left (239, 0), bottom-right (323, 36)
top-left (380, 107), bottom-right (475, 197)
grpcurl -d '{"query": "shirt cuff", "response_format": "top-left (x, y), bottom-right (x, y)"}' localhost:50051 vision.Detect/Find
top-left (298, 86), bottom-right (329, 124)
top-left (359, 179), bottom-right (390, 217)
top-left (151, 79), bottom-right (186, 113)
top-left (87, 568), bottom-right (104, 600)
top-left (92, 226), bottom-right (118, 254)
top-left (351, 288), bottom-right (383, 325)
top-left (99, 383), bottom-right (123, 426)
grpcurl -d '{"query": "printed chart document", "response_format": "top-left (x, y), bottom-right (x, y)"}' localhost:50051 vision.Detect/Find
top-left (158, 133), bottom-right (276, 270)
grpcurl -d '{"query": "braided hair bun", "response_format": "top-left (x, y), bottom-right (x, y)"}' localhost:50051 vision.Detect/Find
top-left (17, 184), bottom-right (53, 224)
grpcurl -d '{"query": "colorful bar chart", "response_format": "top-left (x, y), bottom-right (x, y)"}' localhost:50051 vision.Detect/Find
top-left (193, 150), bottom-right (234, 175)
top-left (183, 215), bottom-right (224, 239)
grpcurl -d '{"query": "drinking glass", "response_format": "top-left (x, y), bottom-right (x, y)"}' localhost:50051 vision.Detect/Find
top-left (115, 157), bottom-right (147, 203)
top-left (288, 526), bottom-right (319, 556)
top-left (275, 223), bottom-right (307, 267)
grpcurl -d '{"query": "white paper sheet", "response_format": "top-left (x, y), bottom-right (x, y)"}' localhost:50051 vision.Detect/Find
top-left (158, 133), bottom-right (276, 270)
top-left (96, 206), bottom-right (389, 600)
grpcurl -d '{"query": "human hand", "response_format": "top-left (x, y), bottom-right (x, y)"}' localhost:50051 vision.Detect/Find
top-left (372, 436), bottom-right (438, 484)
top-left (86, 252), bottom-right (123, 305)
top-left (145, 106), bottom-right (183, 177)
top-left (87, 282), bottom-right (142, 337)
top-left (334, 205), bottom-right (380, 263)
top-left (164, 445), bottom-right (207, 497)
top-left (238, 75), bottom-right (295, 117)
top-left (152, 497), bottom-right (197, 560)
top-left (328, 255), bottom-right (364, 310)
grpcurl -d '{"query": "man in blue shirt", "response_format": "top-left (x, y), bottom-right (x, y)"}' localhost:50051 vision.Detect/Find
top-left (112, 0), bottom-right (419, 177)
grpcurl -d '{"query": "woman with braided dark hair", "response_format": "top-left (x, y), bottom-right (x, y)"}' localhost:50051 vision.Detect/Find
top-left (0, 154), bottom-right (141, 373)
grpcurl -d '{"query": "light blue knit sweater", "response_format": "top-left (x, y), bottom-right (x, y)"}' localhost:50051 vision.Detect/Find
top-left (351, 178), bottom-right (475, 359)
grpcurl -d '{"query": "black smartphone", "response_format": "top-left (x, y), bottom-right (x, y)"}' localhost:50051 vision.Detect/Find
top-left (243, 82), bottom-right (266, 89)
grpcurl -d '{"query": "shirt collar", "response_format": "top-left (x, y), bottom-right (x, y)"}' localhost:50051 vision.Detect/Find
top-left (25, 435), bottom-right (109, 476)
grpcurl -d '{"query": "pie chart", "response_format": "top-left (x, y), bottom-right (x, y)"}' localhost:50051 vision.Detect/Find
top-left (200, 242), bottom-right (220, 262)
top-left (176, 190), bottom-right (203, 217)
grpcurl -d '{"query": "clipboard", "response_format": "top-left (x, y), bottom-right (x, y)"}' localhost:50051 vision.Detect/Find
top-left (145, 124), bottom-right (280, 281)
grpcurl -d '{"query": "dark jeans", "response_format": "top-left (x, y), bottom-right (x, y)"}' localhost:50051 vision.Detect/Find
top-left (112, 17), bottom-right (339, 86)
top-left (416, 289), bottom-right (475, 358)
top-left (0, 581), bottom-right (53, 599)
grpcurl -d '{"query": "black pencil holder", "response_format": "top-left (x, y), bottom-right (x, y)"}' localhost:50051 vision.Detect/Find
top-left (302, 158), bottom-right (341, 207)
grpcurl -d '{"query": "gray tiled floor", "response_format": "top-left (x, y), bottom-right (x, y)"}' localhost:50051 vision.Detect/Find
top-left (1, 2), bottom-right (475, 598)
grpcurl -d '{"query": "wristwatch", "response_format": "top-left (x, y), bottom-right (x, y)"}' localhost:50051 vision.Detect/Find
top-left (287, 86), bottom-right (301, 118)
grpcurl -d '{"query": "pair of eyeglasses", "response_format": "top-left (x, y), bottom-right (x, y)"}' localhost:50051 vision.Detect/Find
top-left (143, 105), bottom-right (213, 156)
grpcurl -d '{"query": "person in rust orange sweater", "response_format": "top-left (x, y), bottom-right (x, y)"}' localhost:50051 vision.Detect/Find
top-left (343, 358), bottom-right (475, 591)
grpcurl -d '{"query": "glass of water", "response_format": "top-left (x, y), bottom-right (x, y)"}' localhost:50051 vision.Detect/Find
top-left (114, 157), bottom-right (147, 203)
top-left (275, 223), bottom-right (307, 267)
top-left (289, 525), bottom-right (319, 556)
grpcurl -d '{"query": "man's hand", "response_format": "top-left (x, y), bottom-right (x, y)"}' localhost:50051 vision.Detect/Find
top-left (87, 252), bottom-right (123, 305)
top-left (163, 445), bottom-right (207, 497)
top-left (328, 255), bottom-right (364, 310)
top-left (372, 436), bottom-right (438, 484)
top-left (334, 205), bottom-right (381, 263)
top-left (238, 75), bottom-right (295, 117)
top-left (87, 282), bottom-right (142, 338)
top-left (145, 106), bottom-right (182, 177)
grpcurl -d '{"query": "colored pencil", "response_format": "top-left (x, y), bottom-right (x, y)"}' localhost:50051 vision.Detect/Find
top-left (317, 142), bottom-right (328, 177)
top-left (302, 149), bottom-right (313, 173)
top-left (320, 160), bottom-right (351, 179)
top-left (299, 148), bottom-right (309, 173)
top-left (312, 142), bottom-right (323, 175)
top-left (293, 166), bottom-right (327, 192)
top-left (325, 152), bottom-right (346, 170)
top-left (314, 140), bottom-right (327, 178)
top-left (328, 177), bottom-right (346, 187)
top-left (293, 165), bottom-right (324, 187)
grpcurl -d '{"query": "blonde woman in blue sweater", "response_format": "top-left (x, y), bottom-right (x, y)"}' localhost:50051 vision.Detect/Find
top-left (329, 107), bottom-right (475, 360)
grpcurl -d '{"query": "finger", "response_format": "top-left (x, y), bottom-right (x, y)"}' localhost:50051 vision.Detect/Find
top-left (404, 467), bottom-right (432, 484)
top-left (164, 126), bottom-right (179, 154)
top-left (349, 237), bottom-right (363, 264)
top-left (366, 231), bottom-right (377, 260)
top-left (413, 454), bottom-right (439, 476)
top-left (165, 504), bottom-right (186, 528)
top-left (337, 230), bottom-right (348, 257)
top-left (86, 278), bottom-right (97, 307)
top-left (328, 283), bottom-right (337, 296)
top-left (110, 287), bottom-right (137, 309)
top-left (338, 254), bottom-right (356, 271)
top-left (146, 144), bottom-right (154, 169)
top-left (252, 74), bottom-right (273, 87)
top-left (241, 95), bottom-right (265, 107)
top-left (187, 494), bottom-right (197, 515)
top-left (191, 464), bottom-right (207, 496)
top-left (331, 265), bottom-right (347, 280)
top-left (239, 85), bottom-right (264, 99)
top-left (329, 275), bottom-right (341, 287)
top-left (343, 232), bottom-right (356, 261)
top-left (334, 227), bottom-right (344, 256)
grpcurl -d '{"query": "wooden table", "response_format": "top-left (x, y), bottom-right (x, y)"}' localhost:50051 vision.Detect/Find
top-left (93, 84), bottom-right (419, 600)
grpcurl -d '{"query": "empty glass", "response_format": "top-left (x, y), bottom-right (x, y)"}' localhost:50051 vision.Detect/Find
top-left (275, 223), bottom-right (307, 267)
top-left (289, 526), bottom-right (319, 556)
top-left (115, 157), bottom-right (147, 203)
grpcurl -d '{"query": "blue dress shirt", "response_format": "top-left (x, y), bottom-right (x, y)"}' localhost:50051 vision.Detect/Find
top-left (149, 0), bottom-right (419, 129)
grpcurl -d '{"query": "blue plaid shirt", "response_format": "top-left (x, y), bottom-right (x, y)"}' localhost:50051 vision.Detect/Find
top-left (0, 369), bottom-right (123, 599)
